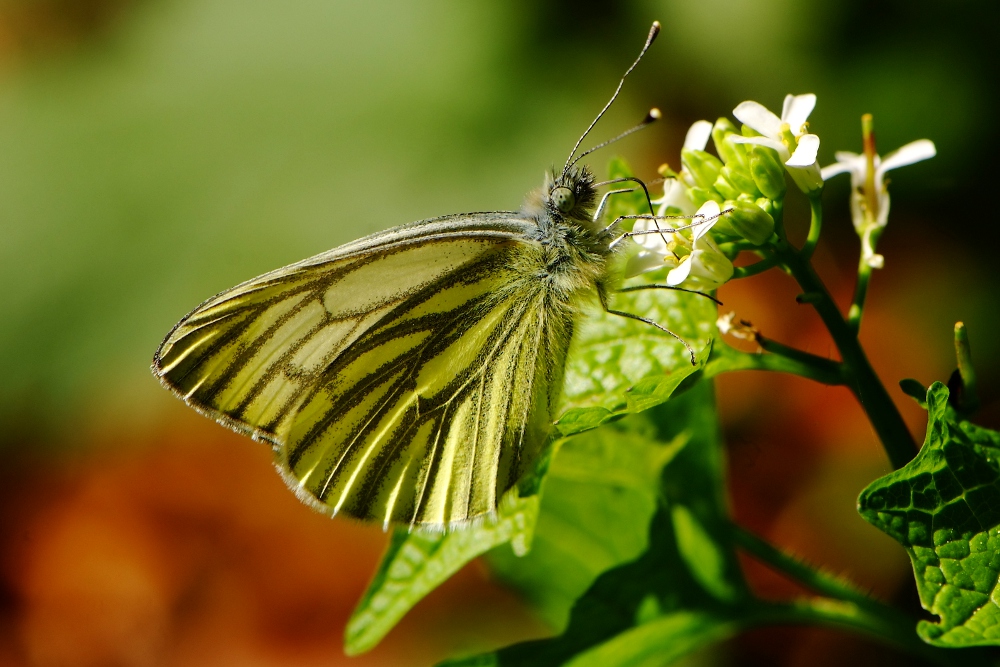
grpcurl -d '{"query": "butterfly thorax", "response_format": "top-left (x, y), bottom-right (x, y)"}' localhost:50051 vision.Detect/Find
top-left (520, 166), bottom-right (614, 302)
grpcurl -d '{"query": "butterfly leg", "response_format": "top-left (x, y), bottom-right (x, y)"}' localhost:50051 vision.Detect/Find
top-left (618, 284), bottom-right (723, 306)
top-left (599, 291), bottom-right (698, 365)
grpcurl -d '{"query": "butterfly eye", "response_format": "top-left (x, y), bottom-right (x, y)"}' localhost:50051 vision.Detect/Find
top-left (550, 186), bottom-right (576, 213)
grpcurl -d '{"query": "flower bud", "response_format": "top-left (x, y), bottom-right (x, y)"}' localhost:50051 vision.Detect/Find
top-left (705, 212), bottom-right (739, 239)
top-left (722, 199), bottom-right (775, 245)
top-left (749, 146), bottom-right (786, 200)
top-left (668, 239), bottom-right (734, 290)
top-left (687, 186), bottom-right (723, 208)
top-left (681, 148), bottom-right (723, 191)
top-left (712, 117), bottom-right (748, 169)
top-left (719, 165), bottom-right (760, 197)
top-left (713, 172), bottom-right (742, 200)
top-left (755, 197), bottom-right (775, 216)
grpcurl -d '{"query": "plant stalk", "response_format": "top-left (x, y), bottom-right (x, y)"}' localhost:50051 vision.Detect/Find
top-left (775, 241), bottom-right (917, 468)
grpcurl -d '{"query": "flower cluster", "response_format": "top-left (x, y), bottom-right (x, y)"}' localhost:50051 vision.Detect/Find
top-left (628, 94), bottom-right (935, 289)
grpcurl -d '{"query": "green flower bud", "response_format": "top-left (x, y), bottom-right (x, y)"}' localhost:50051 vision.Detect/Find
top-left (749, 146), bottom-right (786, 200)
top-left (722, 199), bottom-right (775, 246)
top-left (755, 197), bottom-right (775, 216)
top-left (687, 186), bottom-right (723, 208)
top-left (713, 172), bottom-right (742, 200)
top-left (681, 148), bottom-right (723, 191)
top-left (719, 165), bottom-right (760, 197)
top-left (706, 211), bottom-right (740, 239)
top-left (712, 118), bottom-right (748, 169)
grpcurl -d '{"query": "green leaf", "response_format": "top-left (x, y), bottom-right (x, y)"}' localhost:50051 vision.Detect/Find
top-left (486, 419), bottom-right (688, 628)
top-left (344, 488), bottom-right (541, 655)
top-left (455, 383), bottom-right (747, 666)
top-left (899, 378), bottom-right (928, 407)
top-left (562, 611), bottom-right (739, 667)
top-left (858, 382), bottom-right (1000, 647)
top-left (557, 344), bottom-right (710, 436)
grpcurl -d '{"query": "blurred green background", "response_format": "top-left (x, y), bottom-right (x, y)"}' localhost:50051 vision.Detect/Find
top-left (1, 1), bottom-right (997, 665)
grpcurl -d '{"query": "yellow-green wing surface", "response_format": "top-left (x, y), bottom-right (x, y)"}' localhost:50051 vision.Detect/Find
top-left (153, 213), bottom-right (571, 528)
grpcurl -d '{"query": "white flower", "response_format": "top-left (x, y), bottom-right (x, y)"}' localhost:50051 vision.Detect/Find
top-left (717, 311), bottom-right (758, 341)
top-left (625, 206), bottom-right (687, 278)
top-left (821, 139), bottom-right (936, 268)
top-left (659, 119), bottom-right (714, 200)
top-left (666, 200), bottom-right (734, 290)
top-left (731, 94), bottom-right (823, 194)
top-left (624, 121), bottom-right (728, 281)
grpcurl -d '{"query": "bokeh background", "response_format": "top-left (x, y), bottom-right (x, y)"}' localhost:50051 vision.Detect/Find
top-left (1, 1), bottom-right (998, 665)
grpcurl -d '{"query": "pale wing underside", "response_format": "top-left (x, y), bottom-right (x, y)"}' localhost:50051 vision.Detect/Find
top-left (153, 213), bottom-right (568, 527)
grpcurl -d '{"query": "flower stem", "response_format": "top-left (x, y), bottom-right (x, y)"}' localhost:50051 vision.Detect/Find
top-left (732, 254), bottom-right (779, 279)
top-left (732, 525), bottom-right (987, 666)
top-left (730, 523), bottom-right (875, 608)
top-left (799, 194), bottom-right (823, 260)
top-left (775, 241), bottom-right (917, 468)
top-left (755, 336), bottom-right (845, 382)
top-left (751, 600), bottom-right (970, 667)
top-left (847, 257), bottom-right (873, 333)
top-left (954, 321), bottom-right (980, 413)
top-left (705, 341), bottom-right (844, 386)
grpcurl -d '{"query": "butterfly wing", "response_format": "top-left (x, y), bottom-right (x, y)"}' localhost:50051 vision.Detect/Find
top-left (153, 212), bottom-right (572, 528)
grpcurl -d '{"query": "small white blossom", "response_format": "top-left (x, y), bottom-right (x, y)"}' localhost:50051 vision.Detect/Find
top-left (624, 122), bottom-right (730, 282)
top-left (666, 200), bottom-right (734, 290)
top-left (645, 120), bottom-right (714, 221)
top-left (822, 138), bottom-right (936, 268)
top-left (716, 311), bottom-right (758, 341)
top-left (716, 311), bottom-right (737, 335)
top-left (625, 206), bottom-right (686, 278)
top-left (731, 94), bottom-right (823, 194)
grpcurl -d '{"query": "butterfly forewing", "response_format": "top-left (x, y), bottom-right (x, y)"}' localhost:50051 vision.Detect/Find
top-left (153, 213), bottom-right (569, 527)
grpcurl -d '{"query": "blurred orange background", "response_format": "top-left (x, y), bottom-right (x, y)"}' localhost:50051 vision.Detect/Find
top-left (1, 1), bottom-right (997, 665)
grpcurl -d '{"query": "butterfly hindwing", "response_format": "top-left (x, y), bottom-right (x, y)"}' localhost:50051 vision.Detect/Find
top-left (153, 213), bottom-right (572, 527)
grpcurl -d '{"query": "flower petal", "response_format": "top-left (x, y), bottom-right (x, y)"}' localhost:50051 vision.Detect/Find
top-left (692, 200), bottom-right (721, 240)
top-left (729, 135), bottom-right (786, 154)
top-left (683, 120), bottom-right (714, 151)
top-left (821, 161), bottom-right (855, 180)
top-left (785, 134), bottom-right (820, 167)
top-left (667, 258), bottom-right (693, 286)
top-left (781, 94), bottom-right (816, 134)
top-left (653, 179), bottom-right (697, 217)
top-left (625, 251), bottom-right (669, 278)
top-left (733, 101), bottom-right (782, 138)
top-left (878, 139), bottom-right (937, 174)
top-left (630, 217), bottom-right (672, 252)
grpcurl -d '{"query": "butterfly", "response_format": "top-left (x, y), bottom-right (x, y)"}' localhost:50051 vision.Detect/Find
top-left (152, 21), bottom-right (698, 529)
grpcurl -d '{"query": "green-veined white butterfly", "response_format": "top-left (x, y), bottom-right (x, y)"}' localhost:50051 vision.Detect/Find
top-left (152, 21), bottom-right (699, 529)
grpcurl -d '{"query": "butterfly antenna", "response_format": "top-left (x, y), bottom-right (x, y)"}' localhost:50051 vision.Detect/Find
top-left (562, 20), bottom-right (661, 177)
top-left (567, 108), bottom-right (660, 171)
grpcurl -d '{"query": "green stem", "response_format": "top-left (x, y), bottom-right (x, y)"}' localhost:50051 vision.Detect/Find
top-left (706, 341), bottom-right (844, 386)
top-left (775, 242), bottom-right (917, 468)
top-left (799, 194), bottom-right (823, 260)
top-left (733, 526), bottom-right (987, 666)
top-left (847, 257), bottom-right (873, 334)
top-left (731, 524), bottom-right (875, 608)
top-left (751, 600), bottom-right (970, 667)
top-left (732, 254), bottom-right (779, 279)
top-left (954, 321), bottom-right (981, 412)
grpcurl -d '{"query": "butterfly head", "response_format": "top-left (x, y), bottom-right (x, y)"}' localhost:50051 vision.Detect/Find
top-left (543, 166), bottom-right (597, 221)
